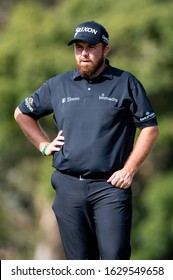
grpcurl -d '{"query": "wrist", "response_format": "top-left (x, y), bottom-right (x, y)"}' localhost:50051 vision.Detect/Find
top-left (123, 164), bottom-right (137, 176)
top-left (41, 142), bottom-right (50, 156)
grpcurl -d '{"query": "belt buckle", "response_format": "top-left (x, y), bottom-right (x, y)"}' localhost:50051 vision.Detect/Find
top-left (79, 175), bottom-right (84, 180)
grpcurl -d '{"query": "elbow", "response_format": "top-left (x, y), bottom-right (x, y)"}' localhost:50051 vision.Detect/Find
top-left (14, 107), bottom-right (22, 122)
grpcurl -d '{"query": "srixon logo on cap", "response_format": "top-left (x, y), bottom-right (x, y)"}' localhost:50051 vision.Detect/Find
top-left (74, 27), bottom-right (98, 37)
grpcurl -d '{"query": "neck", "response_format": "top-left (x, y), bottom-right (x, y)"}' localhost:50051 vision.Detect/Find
top-left (89, 62), bottom-right (106, 79)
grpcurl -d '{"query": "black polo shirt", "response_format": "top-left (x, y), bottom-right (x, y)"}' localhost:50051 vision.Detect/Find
top-left (19, 61), bottom-right (158, 177)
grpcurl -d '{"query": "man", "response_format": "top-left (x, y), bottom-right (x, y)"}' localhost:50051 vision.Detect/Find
top-left (14, 21), bottom-right (159, 260)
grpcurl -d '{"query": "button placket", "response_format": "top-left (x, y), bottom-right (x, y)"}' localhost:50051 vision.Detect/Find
top-left (82, 79), bottom-right (93, 95)
top-left (88, 80), bottom-right (92, 91)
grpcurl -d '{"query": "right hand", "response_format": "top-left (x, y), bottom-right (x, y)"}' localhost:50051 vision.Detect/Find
top-left (45, 130), bottom-right (65, 156)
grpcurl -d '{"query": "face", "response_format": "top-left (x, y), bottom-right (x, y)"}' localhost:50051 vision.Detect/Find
top-left (74, 41), bottom-right (109, 79)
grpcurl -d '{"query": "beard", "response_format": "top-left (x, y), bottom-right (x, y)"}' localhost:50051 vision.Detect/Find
top-left (77, 55), bottom-right (104, 78)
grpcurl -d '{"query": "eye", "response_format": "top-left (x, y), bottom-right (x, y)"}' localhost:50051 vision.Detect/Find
top-left (76, 45), bottom-right (82, 49)
top-left (88, 45), bottom-right (96, 49)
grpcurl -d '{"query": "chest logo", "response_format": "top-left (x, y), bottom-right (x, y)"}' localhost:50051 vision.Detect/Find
top-left (62, 97), bottom-right (80, 103)
top-left (99, 93), bottom-right (118, 103)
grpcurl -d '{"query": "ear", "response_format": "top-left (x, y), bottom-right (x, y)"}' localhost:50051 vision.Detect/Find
top-left (103, 44), bottom-right (110, 57)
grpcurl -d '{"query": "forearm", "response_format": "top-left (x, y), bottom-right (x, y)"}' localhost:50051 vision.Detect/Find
top-left (124, 126), bottom-right (159, 175)
top-left (107, 125), bottom-right (159, 188)
top-left (14, 107), bottom-right (50, 152)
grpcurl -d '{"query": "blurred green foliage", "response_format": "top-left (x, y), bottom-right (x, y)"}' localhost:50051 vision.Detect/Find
top-left (0, 0), bottom-right (173, 259)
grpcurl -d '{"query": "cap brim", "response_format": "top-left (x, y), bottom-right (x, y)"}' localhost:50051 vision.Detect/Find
top-left (68, 37), bottom-right (99, 46)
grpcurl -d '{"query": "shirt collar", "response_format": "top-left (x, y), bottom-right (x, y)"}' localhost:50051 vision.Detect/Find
top-left (73, 59), bottom-right (113, 81)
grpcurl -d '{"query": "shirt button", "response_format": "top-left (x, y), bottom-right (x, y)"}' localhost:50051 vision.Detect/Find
top-left (88, 88), bottom-right (91, 91)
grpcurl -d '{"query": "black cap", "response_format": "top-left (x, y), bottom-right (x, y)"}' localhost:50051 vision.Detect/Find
top-left (68, 21), bottom-right (109, 46)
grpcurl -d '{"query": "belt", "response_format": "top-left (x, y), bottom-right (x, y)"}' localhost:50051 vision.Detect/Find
top-left (64, 173), bottom-right (109, 180)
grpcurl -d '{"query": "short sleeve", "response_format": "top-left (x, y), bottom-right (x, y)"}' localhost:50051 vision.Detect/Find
top-left (129, 78), bottom-right (158, 128)
top-left (18, 80), bottom-right (53, 120)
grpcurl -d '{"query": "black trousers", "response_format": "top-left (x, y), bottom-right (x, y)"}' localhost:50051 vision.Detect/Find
top-left (51, 170), bottom-right (132, 260)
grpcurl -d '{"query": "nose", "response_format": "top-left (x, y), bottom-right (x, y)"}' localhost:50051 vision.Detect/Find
top-left (82, 48), bottom-right (89, 56)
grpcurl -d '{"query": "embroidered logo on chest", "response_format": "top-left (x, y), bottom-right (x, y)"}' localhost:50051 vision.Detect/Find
top-left (99, 93), bottom-right (118, 103)
top-left (62, 97), bottom-right (80, 103)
